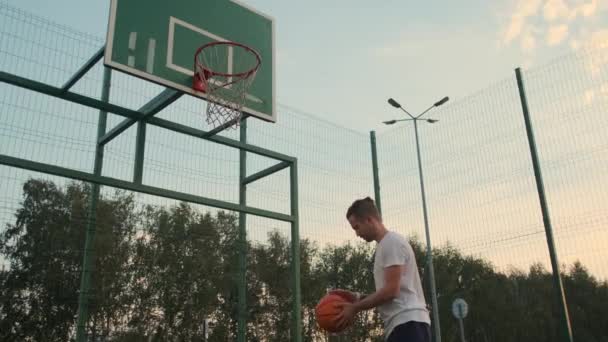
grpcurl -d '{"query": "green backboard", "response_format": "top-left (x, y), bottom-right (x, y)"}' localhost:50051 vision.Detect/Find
top-left (104, 0), bottom-right (275, 122)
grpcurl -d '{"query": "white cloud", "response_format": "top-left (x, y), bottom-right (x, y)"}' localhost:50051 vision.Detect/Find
top-left (583, 88), bottom-right (596, 105)
top-left (586, 29), bottom-right (608, 49)
top-left (546, 24), bottom-right (569, 45)
top-left (601, 82), bottom-right (608, 95)
top-left (569, 37), bottom-right (581, 50)
top-left (583, 82), bottom-right (608, 105)
top-left (543, 0), bottom-right (570, 21)
top-left (577, 0), bottom-right (598, 17)
top-left (579, 29), bottom-right (608, 77)
top-left (564, 28), bottom-right (608, 81)
top-left (502, 0), bottom-right (543, 44)
top-left (503, 17), bottom-right (526, 44)
top-left (521, 31), bottom-right (537, 52)
top-left (501, 0), bottom-right (606, 54)
top-left (517, 0), bottom-right (544, 18)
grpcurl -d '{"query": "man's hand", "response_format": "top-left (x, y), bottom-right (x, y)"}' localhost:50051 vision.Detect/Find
top-left (328, 289), bottom-right (358, 303)
top-left (334, 301), bottom-right (358, 331)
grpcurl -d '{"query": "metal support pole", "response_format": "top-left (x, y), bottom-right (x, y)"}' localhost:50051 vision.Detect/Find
top-left (243, 161), bottom-right (290, 185)
top-left (413, 120), bottom-right (441, 342)
top-left (370, 131), bottom-right (382, 216)
top-left (290, 160), bottom-right (302, 342)
top-left (133, 121), bottom-right (146, 184)
top-left (237, 118), bottom-right (248, 342)
top-left (515, 68), bottom-right (573, 342)
top-left (76, 67), bottom-right (111, 342)
top-left (0, 154), bottom-right (293, 222)
top-left (457, 318), bottom-right (465, 342)
top-left (100, 88), bottom-right (181, 146)
top-left (0, 71), bottom-right (296, 163)
top-left (61, 46), bottom-right (104, 92)
top-left (457, 303), bottom-right (466, 342)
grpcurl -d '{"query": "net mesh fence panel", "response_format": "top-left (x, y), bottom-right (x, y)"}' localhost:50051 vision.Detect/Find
top-left (1, 3), bottom-right (607, 341)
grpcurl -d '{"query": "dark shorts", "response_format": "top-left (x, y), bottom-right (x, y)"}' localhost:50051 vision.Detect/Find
top-left (387, 321), bottom-right (431, 342)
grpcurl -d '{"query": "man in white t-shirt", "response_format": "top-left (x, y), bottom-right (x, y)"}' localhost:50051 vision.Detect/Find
top-left (333, 197), bottom-right (431, 341)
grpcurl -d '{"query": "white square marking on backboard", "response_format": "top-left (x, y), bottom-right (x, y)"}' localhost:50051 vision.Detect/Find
top-left (166, 16), bottom-right (229, 76)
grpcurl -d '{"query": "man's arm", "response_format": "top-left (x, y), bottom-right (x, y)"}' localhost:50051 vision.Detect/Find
top-left (335, 264), bottom-right (404, 330)
top-left (353, 264), bottom-right (403, 311)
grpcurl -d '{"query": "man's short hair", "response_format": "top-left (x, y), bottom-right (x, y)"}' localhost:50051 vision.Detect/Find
top-left (346, 197), bottom-right (381, 220)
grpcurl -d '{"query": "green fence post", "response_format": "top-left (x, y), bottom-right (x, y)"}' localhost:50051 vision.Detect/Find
top-left (515, 68), bottom-right (573, 342)
top-left (370, 131), bottom-right (382, 216)
top-left (76, 67), bottom-right (111, 342)
top-left (290, 160), bottom-right (302, 342)
top-left (238, 117), bottom-right (248, 342)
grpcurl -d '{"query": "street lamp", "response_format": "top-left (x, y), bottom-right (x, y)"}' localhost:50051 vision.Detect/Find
top-left (384, 96), bottom-right (449, 342)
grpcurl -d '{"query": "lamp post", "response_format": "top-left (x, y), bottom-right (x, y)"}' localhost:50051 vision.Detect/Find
top-left (384, 96), bottom-right (449, 342)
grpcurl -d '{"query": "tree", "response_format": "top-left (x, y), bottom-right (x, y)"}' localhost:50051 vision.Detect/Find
top-left (564, 262), bottom-right (608, 342)
top-left (0, 179), bottom-right (138, 341)
top-left (128, 204), bottom-right (241, 341)
top-left (2, 179), bottom-right (607, 341)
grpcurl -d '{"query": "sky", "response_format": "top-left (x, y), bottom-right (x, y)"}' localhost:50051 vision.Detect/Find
top-left (0, 0), bottom-right (606, 281)
top-left (3, 0), bottom-right (607, 132)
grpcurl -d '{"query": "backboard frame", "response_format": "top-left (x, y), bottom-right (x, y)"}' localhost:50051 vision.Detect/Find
top-left (103, 0), bottom-right (276, 122)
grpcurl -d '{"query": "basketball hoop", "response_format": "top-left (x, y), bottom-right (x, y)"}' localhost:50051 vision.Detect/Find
top-left (193, 41), bottom-right (261, 129)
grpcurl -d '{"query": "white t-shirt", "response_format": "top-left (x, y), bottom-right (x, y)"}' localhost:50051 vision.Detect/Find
top-left (373, 231), bottom-right (430, 338)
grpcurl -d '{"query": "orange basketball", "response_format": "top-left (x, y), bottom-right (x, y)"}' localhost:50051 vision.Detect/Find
top-left (315, 293), bottom-right (348, 333)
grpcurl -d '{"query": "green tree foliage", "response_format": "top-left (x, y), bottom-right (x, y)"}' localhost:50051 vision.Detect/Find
top-left (1, 179), bottom-right (607, 341)
top-left (0, 179), bottom-right (138, 341)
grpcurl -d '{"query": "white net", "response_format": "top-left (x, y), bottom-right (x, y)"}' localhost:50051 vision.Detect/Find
top-left (194, 42), bottom-right (260, 129)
